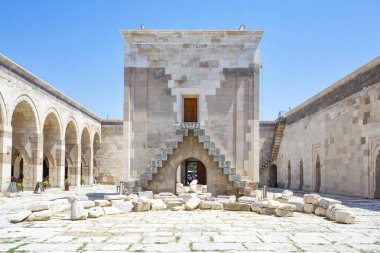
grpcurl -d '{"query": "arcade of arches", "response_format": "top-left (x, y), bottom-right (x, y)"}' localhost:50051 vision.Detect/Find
top-left (0, 96), bottom-right (101, 191)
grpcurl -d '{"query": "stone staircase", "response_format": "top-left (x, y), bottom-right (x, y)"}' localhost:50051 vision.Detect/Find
top-left (259, 113), bottom-right (286, 173)
top-left (131, 122), bottom-right (250, 194)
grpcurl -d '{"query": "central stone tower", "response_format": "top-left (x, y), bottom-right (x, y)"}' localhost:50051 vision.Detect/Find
top-left (121, 30), bottom-right (263, 195)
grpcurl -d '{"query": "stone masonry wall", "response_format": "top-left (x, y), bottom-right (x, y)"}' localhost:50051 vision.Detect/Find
top-left (259, 121), bottom-right (276, 186)
top-left (122, 31), bottom-right (263, 186)
top-left (277, 56), bottom-right (380, 198)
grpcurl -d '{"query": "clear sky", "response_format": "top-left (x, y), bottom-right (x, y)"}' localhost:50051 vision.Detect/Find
top-left (1, 0), bottom-right (379, 120)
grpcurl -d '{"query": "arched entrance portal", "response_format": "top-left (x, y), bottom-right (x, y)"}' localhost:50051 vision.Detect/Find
top-left (176, 158), bottom-right (207, 186)
top-left (147, 132), bottom-right (237, 196)
top-left (374, 151), bottom-right (380, 198)
top-left (268, 164), bottom-right (277, 187)
top-left (315, 154), bottom-right (321, 192)
top-left (43, 157), bottom-right (49, 181)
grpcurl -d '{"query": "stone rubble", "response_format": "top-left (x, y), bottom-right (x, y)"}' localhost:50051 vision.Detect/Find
top-left (184, 197), bottom-right (201, 211)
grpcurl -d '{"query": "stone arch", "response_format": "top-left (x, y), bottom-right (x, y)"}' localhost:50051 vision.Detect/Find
top-left (43, 112), bottom-right (62, 187)
top-left (315, 154), bottom-right (321, 192)
top-left (146, 133), bottom-right (238, 196)
top-left (43, 108), bottom-right (63, 138)
top-left (299, 158), bottom-right (304, 190)
top-left (11, 95), bottom-right (40, 133)
top-left (64, 119), bottom-right (79, 186)
top-left (0, 91), bottom-right (7, 126)
top-left (268, 164), bottom-right (277, 188)
top-left (81, 126), bottom-right (91, 185)
top-left (11, 98), bottom-right (40, 189)
top-left (287, 160), bottom-right (291, 189)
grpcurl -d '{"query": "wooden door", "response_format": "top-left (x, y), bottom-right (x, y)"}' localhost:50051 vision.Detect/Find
top-left (184, 98), bottom-right (197, 122)
top-left (197, 162), bottom-right (207, 185)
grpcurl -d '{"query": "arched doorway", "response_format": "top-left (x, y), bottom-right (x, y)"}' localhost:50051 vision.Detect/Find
top-left (299, 159), bottom-right (304, 190)
top-left (65, 120), bottom-right (78, 186)
top-left (43, 112), bottom-right (61, 187)
top-left (287, 160), bottom-right (291, 189)
top-left (374, 151), bottom-right (380, 198)
top-left (43, 157), bottom-right (49, 181)
top-left (11, 100), bottom-right (38, 189)
top-left (315, 154), bottom-right (321, 192)
top-left (269, 164), bottom-right (277, 187)
top-left (177, 158), bottom-right (207, 186)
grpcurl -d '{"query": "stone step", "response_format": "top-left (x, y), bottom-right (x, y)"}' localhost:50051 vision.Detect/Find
top-left (193, 129), bottom-right (205, 136)
top-left (166, 141), bottom-right (178, 149)
top-left (172, 135), bottom-right (184, 142)
top-left (229, 174), bottom-right (241, 182)
top-left (223, 167), bottom-right (236, 175)
top-left (198, 135), bottom-right (210, 142)
top-left (234, 180), bottom-right (245, 188)
top-left (175, 129), bottom-right (188, 136)
top-left (203, 141), bottom-right (215, 149)
top-left (219, 160), bottom-right (231, 168)
top-left (131, 186), bottom-right (142, 194)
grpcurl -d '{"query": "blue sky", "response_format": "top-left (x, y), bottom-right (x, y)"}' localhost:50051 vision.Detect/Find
top-left (1, 0), bottom-right (379, 120)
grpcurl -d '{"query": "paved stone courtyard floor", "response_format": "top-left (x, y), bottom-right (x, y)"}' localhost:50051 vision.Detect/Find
top-left (1, 185), bottom-right (380, 252)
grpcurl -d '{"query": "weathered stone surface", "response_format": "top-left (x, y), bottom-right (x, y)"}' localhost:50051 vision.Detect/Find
top-left (304, 203), bottom-right (318, 214)
top-left (80, 200), bottom-right (95, 209)
top-left (275, 209), bottom-right (293, 217)
top-left (277, 203), bottom-right (296, 211)
top-left (197, 193), bottom-right (212, 201)
top-left (28, 201), bottom-right (51, 212)
top-left (199, 201), bottom-right (223, 210)
top-left (335, 210), bottom-right (355, 224)
top-left (159, 192), bottom-right (174, 197)
top-left (104, 195), bottom-right (127, 200)
top-left (103, 206), bottom-right (124, 215)
top-left (132, 201), bottom-right (151, 212)
top-left (288, 199), bottom-right (304, 212)
top-left (113, 200), bottom-right (134, 212)
top-left (201, 185), bottom-right (207, 193)
top-left (281, 190), bottom-right (293, 200)
top-left (163, 198), bottom-right (184, 204)
top-left (251, 200), bottom-right (269, 212)
top-left (237, 196), bottom-right (258, 204)
top-left (190, 180), bottom-right (198, 185)
top-left (318, 197), bottom-right (342, 209)
top-left (70, 201), bottom-right (87, 220)
top-left (216, 195), bottom-right (236, 203)
top-left (268, 200), bottom-right (281, 209)
top-left (184, 197), bottom-right (201, 211)
top-left (10, 210), bottom-right (32, 223)
top-left (178, 193), bottom-right (197, 202)
top-left (126, 194), bottom-right (139, 202)
top-left (303, 194), bottom-right (321, 205)
top-left (315, 206), bottom-right (327, 216)
top-left (27, 210), bottom-right (52, 221)
top-left (326, 204), bottom-right (346, 221)
top-left (94, 199), bottom-right (111, 207)
top-left (138, 191), bottom-right (153, 199)
top-left (176, 183), bottom-right (185, 194)
top-left (171, 206), bottom-right (184, 211)
top-left (273, 194), bottom-right (289, 203)
top-left (166, 201), bottom-right (183, 209)
top-left (223, 202), bottom-right (250, 211)
top-left (88, 206), bottom-right (105, 218)
top-left (257, 207), bottom-right (275, 215)
top-left (190, 184), bottom-right (199, 193)
top-left (150, 199), bottom-right (167, 210)
top-left (184, 186), bottom-right (190, 193)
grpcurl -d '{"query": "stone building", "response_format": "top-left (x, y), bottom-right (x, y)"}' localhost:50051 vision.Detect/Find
top-left (1, 29), bottom-right (379, 199)
top-left (260, 56), bottom-right (380, 198)
top-left (120, 30), bottom-right (263, 195)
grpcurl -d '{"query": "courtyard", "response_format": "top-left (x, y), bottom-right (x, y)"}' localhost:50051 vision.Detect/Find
top-left (0, 186), bottom-right (380, 252)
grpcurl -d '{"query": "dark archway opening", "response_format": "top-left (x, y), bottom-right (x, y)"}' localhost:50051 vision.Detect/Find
top-left (299, 159), bottom-right (304, 190)
top-left (65, 159), bottom-right (69, 180)
top-left (269, 164), bottom-right (277, 187)
top-left (43, 157), bottom-right (49, 181)
top-left (315, 154), bottom-right (321, 192)
top-left (374, 151), bottom-right (380, 198)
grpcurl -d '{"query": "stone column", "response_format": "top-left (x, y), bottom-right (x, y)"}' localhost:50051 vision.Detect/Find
top-left (0, 125), bottom-right (12, 192)
top-left (88, 142), bottom-right (93, 185)
top-left (76, 142), bottom-right (81, 188)
top-left (251, 64), bottom-right (260, 183)
top-left (31, 133), bottom-right (43, 188)
top-left (57, 139), bottom-right (65, 189)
